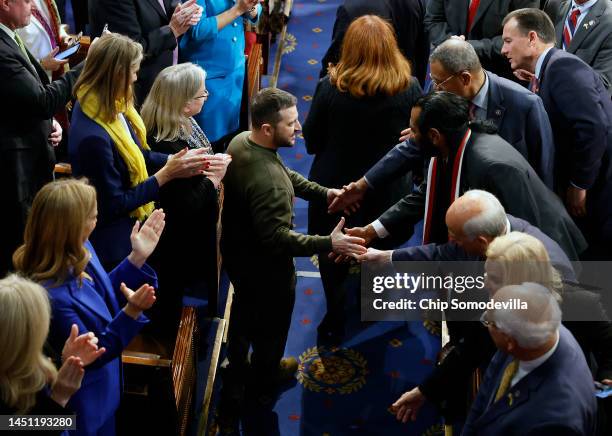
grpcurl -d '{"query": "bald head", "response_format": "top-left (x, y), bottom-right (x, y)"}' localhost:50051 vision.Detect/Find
top-left (446, 190), bottom-right (507, 256)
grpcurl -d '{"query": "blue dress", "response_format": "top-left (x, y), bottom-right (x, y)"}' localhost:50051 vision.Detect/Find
top-left (46, 241), bottom-right (157, 436)
top-left (179, 0), bottom-right (260, 142)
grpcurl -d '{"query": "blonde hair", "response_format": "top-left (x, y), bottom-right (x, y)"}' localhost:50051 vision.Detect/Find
top-left (73, 32), bottom-right (143, 122)
top-left (0, 274), bottom-right (57, 414)
top-left (13, 179), bottom-right (97, 286)
top-left (328, 15), bottom-right (412, 98)
top-left (486, 231), bottom-right (562, 293)
top-left (141, 63), bottom-right (207, 142)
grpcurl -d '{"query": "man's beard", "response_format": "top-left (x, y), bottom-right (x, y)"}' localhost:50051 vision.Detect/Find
top-left (418, 137), bottom-right (440, 159)
top-left (273, 130), bottom-right (293, 148)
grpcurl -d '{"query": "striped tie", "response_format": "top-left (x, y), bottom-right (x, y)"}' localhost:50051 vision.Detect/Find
top-left (562, 6), bottom-right (581, 50)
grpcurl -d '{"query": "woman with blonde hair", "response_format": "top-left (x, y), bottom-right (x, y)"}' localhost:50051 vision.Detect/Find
top-left (141, 63), bottom-right (230, 336)
top-left (303, 14), bottom-right (422, 345)
top-left (0, 274), bottom-right (103, 425)
top-left (68, 32), bottom-right (210, 269)
top-left (14, 178), bottom-right (165, 436)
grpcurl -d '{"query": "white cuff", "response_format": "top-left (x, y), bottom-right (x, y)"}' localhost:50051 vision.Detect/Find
top-left (371, 220), bottom-right (389, 239)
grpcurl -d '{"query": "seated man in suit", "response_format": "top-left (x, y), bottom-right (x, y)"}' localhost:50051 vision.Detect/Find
top-left (424, 0), bottom-right (539, 79)
top-left (0, 0), bottom-right (83, 276)
top-left (501, 8), bottom-right (612, 259)
top-left (89, 0), bottom-right (202, 103)
top-left (319, 0), bottom-right (429, 85)
top-left (460, 283), bottom-right (597, 435)
top-left (544, 0), bottom-right (612, 93)
top-left (331, 92), bottom-right (586, 260)
top-left (427, 39), bottom-right (555, 187)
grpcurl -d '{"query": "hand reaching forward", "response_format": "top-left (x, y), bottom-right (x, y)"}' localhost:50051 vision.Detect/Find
top-left (62, 324), bottom-right (106, 366)
top-left (345, 224), bottom-right (378, 246)
top-left (355, 247), bottom-right (393, 263)
top-left (330, 217), bottom-right (367, 257)
top-left (50, 357), bottom-right (84, 408)
top-left (128, 209), bottom-right (166, 268)
top-left (391, 387), bottom-right (426, 423)
top-left (513, 69), bottom-right (535, 83)
top-left (121, 283), bottom-right (156, 319)
top-left (398, 127), bottom-right (413, 143)
top-left (328, 178), bottom-right (368, 215)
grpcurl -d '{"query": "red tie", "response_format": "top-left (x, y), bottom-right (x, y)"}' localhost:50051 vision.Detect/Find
top-left (467, 0), bottom-right (481, 33)
top-left (562, 6), bottom-right (581, 50)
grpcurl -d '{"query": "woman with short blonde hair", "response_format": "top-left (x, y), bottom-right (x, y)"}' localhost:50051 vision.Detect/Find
top-left (69, 33), bottom-right (210, 268)
top-left (485, 231), bottom-right (562, 294)
top-left (303, 14), bottom-right (422, 345)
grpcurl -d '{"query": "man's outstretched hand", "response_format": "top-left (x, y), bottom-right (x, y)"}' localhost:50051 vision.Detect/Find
top-left (328, 178), bottom-right (368, 215)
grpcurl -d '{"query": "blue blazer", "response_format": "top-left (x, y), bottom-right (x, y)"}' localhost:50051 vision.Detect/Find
top-left (68, 103), bottom-right (167, 267)
top-left (179, 0), bottom-right (260, 142)
top-left (536, 48), bottom-right (612, 244)
top-left (463, 325), bottom-right (597, 435)
top-left (364, 71), bottom-right (556, 189)
top-left (46, 241), bottom-right (157, 435)
top-left (392, 214), bottom-right (576, 282)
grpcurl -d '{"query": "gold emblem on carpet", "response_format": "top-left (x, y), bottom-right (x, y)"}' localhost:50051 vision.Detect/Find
top-left (283, 33), bottom-right (296, 54)
top-left (297, 346), bottom-right (368, 394)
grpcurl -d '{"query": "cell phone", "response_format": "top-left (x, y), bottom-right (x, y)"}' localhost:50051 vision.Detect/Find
top-left (54, 43), bottom-right (80, 60)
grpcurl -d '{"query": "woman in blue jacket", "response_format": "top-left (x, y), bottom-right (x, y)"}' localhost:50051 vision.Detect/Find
top-left (179, 0), bottom-right (261, 150)
top-left (14, 178), bottom-right (165, 436)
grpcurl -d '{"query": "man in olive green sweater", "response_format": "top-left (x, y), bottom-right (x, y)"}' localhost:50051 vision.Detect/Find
top-left (221, 88), bottom-right (365, 413)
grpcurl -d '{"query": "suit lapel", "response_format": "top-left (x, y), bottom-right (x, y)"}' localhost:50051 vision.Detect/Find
top-left (484, 72), bottom-right (506, 129)
top-left (68, 279), bottom-right (113, 323)
top-left (569, 0), bottom-right (605, 52)
top-left (538, 48), bottom-right (557, 93)
top-left (555, 0), bottom-right (571, 48)
top-left (470, 0), bottom-right (495, 33)
top-left (0, 30), bottom-right (41, 79)
top-left (86, 243), bottom-right (122, 315)
top-left (145, 0), bottom-right (169, 19)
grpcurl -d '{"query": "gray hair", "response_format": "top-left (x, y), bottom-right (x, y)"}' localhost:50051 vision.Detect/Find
top-left (460, 190), bottom-right (507, 240)
top-left (429, 39), bottom-right (482, 74)
top-left (490, 282), bottom-right (561, 349)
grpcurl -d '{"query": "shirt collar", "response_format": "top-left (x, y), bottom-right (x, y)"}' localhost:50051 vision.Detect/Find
top-left (518, 330), bottom-right (560, 373)
top-left (535, 46), bottom-right (554, 80)
top-left (0, 22), bottom-right (16, 40)
top-left (572, 0), bottom-right (598, 14)
top-left (504, 217), bottom-right (511, 235)
top-left (471, 72), bottom-right (489, 112)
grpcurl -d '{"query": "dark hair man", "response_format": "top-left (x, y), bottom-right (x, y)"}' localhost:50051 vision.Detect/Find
top-left (219, 88), bottom-right (366, 427)
top-left (501, 7), bottom-right (612, 259)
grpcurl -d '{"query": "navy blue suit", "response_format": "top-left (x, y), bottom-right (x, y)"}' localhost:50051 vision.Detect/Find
top-left (392, 214), bottom-right (576, 282)
top-left (463, 326), bottom-right (597, 436)
top-left (68, 103), bottom-right (168, 267)
top-left (536, 48), bottom-right (612, 258)
top-left (46, 241), bottom-right (157, 436)
top-left (365, 70), bottom-right (555, 189)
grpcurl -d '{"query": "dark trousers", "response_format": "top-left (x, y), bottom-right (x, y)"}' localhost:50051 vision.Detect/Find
top-left (225, 261), bottom-right (296, 391)
top-left (318, 254), bottom-right (349, 338)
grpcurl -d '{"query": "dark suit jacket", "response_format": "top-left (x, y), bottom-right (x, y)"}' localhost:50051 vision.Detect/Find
top-left (303, 76), bottom-right (422, 237)
top-left (463, 326), bottom-right (597, 435)
top-left (68, 103), bottom-right (167, 267)
top-left (544, 0), bottom-right (612, 93)
top-left (536, 48), bottom-right (612, 244)
top-left (376, 131), bottom-right (588, 260)
top-left (0, 29), bottom-right (82, 275)
top-left (0, 390), bottom-right (70, 436)
top-left (364, 71), bottom-right (556, 190)
top-left (424, 0), bottom-right (539, 78)
top-left (319, 0), bottom-right (429, 85)
top-left (89, 0), bottom-right (178, 103)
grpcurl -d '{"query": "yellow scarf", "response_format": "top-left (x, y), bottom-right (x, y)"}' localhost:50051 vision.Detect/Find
top-left (76, 88), bottom-right (154, 221)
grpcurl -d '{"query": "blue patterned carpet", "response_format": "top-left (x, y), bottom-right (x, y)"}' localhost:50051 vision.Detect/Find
top-left (253, 1), bottom-right (443, 435)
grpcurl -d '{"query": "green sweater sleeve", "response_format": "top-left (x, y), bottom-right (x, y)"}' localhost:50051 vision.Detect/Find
top-left (287, 168), bottom-right (329, 202)
top-left (248, 184), bottom-right (332, 256)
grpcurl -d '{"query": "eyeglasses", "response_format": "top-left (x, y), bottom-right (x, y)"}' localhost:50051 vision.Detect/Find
top-left (195, 89), bottom-right (209, 100)
top-left (430, 71), bottom-right (463, 89)
top-left (479, 310), bottom-right (495, 328)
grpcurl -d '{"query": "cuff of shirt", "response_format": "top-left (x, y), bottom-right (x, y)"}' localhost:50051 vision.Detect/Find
top-left (363, 176), bottom-right (373, 189)
top-left (371, 220), bottom-right (389, 239)
top-left (570, 181), bottom-right (587, 190)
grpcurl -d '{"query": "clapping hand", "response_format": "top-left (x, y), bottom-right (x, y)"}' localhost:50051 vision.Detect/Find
top-left (128, 209), bottom-right (166, 268)
top-left (203, 153), bottom-right (232, 188)
top-left (50, 357), bottom-right (84, 407)
top-left (390, 387), bottom-right (426, 423)
top-left (170, 0), bottom-right (202, 37)
top-left (121, 282), bottom-right (156, 319)
top-left (62, 324), bottom-right (105, 366)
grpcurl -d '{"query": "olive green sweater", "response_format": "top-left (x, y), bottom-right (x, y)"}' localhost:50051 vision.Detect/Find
top-left (222, 132), bottom-right (333, 262)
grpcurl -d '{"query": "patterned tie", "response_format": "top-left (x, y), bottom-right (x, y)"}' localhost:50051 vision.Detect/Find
top-left (466, 0), bottom-right (481, 33)
top-left (13, 32), bottom-right (32, 62)
top-left (562, 6), bottom-right (581, 50)
top-left (468, 102), bottom-right (477, 120)
top-left (494, 358), bottom-right (519, 402)
top-left (529, 75), bottom-right (540, 94)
